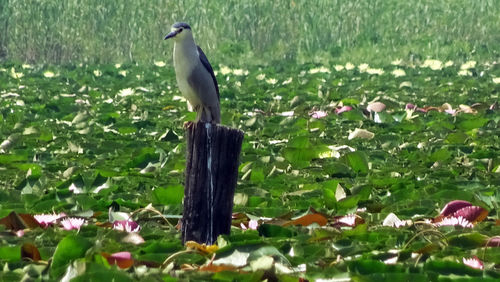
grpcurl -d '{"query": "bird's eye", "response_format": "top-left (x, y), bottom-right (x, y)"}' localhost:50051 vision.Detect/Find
top-left (178, 28), bottom-right (183, 33)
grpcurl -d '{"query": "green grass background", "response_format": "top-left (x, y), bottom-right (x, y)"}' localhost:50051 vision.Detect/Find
top-left (0, 0), bottom-right (499, 65)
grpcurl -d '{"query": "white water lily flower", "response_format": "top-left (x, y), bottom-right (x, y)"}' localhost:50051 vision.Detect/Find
top-left (219, 65), bottom-right (231, 75)
top-left (154, 61), bottom-right (166, 67)
top-left (22, 64), bottom-right (32, 69)
top-left (43, 71), bottom-right (55, 78)
top-left (118, 70), bottom-right (127, 77)
top-left (269, 139), bottom-right (288, 145)
top-left (383, 213), bottom-right (411, 228)
top-left (345, 62), bottom-right (355, 70)
top-left (282, 77), bottom-right (293, 85)
top-left (366, 68), bottom-right (384, 75)
top-left (392, 69), bottom-right (406, 77)
top-left (93, 69), bottom-right (102, 77)
top-left (391, 59), bottom-right (403, 66)
top-left (493, 77), bottom-right (500, 84)
top-left (280, 111), bottom-right (294, 117)
top-left (422, 59), bottom-right (442, 70)
top-left (118, 88), bottom-right (135, 97)
top-left (256, 73), bottom-right (266, 80)
top-left (309, 66), bottom-right (330, 74)
top-left (10, 68), bottom-right (24, 79)
top-left (458, 69), bottom-right (472, 76)
top-left (115, 63), bottom-right (122, 68)
top-left (399, 81), bottom-right (412, 88)
top-left (232, 68), bottom-right (247, 76)
top-left (460, 60), bottom-right (476, 70)
top-left (444, 60), bottom-right (454, 67)
top-left (266, 78), bottom-right (277, 85)
top-left (334, 65), bottom-right (344, 71)
top-left (358, 63), bottom-right (369, 72)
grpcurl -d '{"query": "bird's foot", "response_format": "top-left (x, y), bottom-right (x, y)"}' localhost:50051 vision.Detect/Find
top-left (183, 121), bottom-right (194, 129)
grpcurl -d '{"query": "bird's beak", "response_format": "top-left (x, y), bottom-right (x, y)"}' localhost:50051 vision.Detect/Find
top-left (164, 30), bottom-right (178, 40)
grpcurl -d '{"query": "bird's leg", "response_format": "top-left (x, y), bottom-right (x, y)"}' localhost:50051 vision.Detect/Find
top-left (202, 107), bottom-right (212, 123)
top-left (183, 121), bottom-right (194, 129)
top-left (192, 104), bottom-right (202, 123)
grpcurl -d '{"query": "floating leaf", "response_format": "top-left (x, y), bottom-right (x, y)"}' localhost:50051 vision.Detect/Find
top-left (152, 185), bottom-right (184, 205)
top-left (342, 151), bottom-right (369, 174)
top-left (51, 235), bottom-right (92, 278)
top-left (348, 128), bottom-right (374, 140)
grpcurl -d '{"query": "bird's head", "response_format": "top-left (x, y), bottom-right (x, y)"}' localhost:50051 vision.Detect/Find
top-left (164, 22), bottom-right (192, 41)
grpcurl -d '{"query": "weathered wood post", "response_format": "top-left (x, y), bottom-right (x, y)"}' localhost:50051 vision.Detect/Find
top-left (182, 122), bottom-right (244, 244)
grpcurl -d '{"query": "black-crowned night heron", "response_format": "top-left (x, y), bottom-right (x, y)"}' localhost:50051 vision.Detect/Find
top-left (164, 22), bottom-right (221, 123)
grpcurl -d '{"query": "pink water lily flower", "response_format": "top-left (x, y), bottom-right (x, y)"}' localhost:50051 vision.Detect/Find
top-left (113, 220), bottom-right (141, 233)
top-left (241, 219), bottom-right (259, 230)
top-left (310, 110), bottom-right (328, 119)
top-left (34, 213), bottom-right (67, 227)
top-left (60, 217), bottom-right (86, 231)
top-left (335, 106), bottom-right (352, 114)
top-left (463, 256), bottom-right (484, 270)
top-left (434, 216), bottom-right (473, 228)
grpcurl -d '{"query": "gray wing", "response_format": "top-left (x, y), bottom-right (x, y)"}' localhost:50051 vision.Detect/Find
top-left (197, 46), bottom-right (219, 101)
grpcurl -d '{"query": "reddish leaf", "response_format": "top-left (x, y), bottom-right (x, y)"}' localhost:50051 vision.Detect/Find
top-left (485, 237), bottom-right (500, 247)
top-left (0, 211), bottom-right (40, 231)
top-left (231, 212), bottom-right (250, 227)
top-left (21, 243), bottom-right (41, 261)
top-left (101, 252), bottom-right (134, 269)
top-left (283, 213), bottom-right (328, 227)
top-left (415, 243), bottom-right (440, 254)
top-left (420, 106), bottom-right (440, 112)
top-left (199, 263), bottom-right (239, 272)
top-left (439, 200), bottom-right (472, 217)
top-left (452, 206), bottom-right (488, 223)
top-left (18, 214), bottom-right (40, 229)
top-left (135, 260), bottom-right (161, 268)
top-left (95, 221), bottom-right (113, 228)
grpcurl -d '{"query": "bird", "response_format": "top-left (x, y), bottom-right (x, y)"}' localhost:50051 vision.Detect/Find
top-left (164, 22), bottom-right (221, 124)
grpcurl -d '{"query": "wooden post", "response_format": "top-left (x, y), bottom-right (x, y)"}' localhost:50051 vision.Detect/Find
top-left (182, 122), bottom-right (244, 244)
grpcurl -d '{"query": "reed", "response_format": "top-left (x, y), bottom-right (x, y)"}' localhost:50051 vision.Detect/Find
top-left (0, 0), bottom-right (498, 65)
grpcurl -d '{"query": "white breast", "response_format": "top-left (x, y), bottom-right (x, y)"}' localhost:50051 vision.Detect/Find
top-left (173, 42), bottom-right (201, 108)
